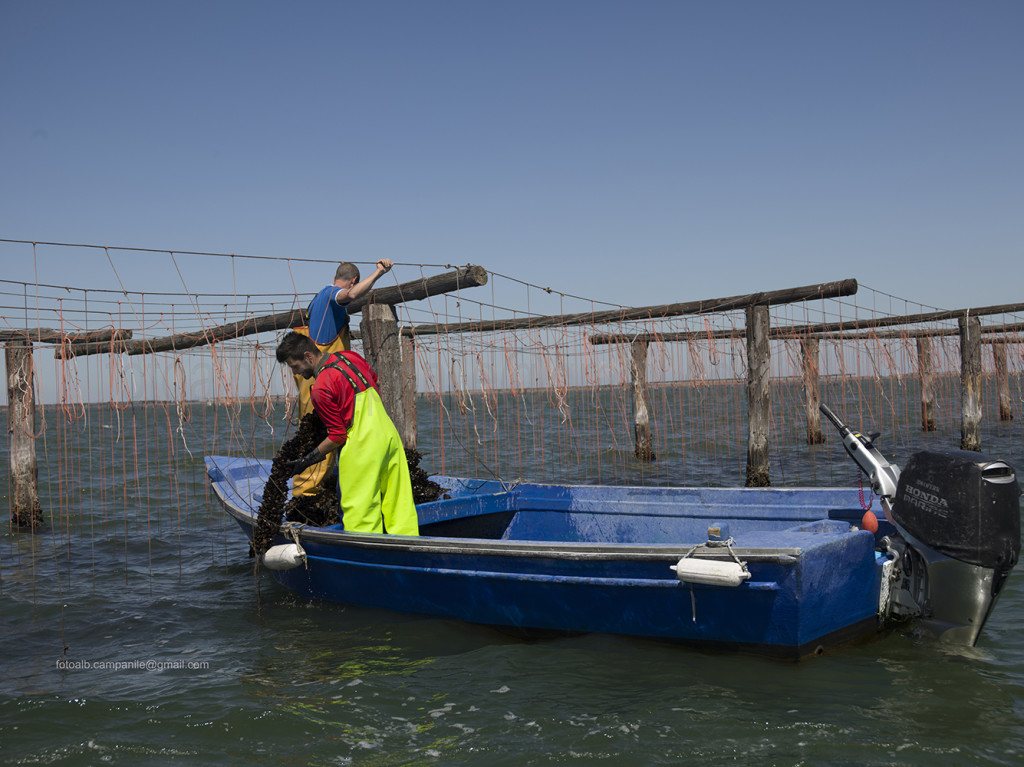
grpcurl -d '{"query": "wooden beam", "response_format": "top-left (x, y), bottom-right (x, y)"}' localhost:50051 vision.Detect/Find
top-left (800, 338), bottom-right (824, 445)
top-left (993, 342), bottom-right (1013, 422)
top-left (62, 266), bottom-right (488, 357)
top-left (631, 340), bottom-right (654, 461)
top-left (802, 303), bottom-right (1024, 337)
top-left (412, 279), bottom-right (858, 338)
top-left (746, 305), bottom-right (771, 487)
top-left (401, 335), bottom-right (418, 450)
top-left (590, 313), bottom-right (1024, 346)
top-left (591, 327), bottom-right (745, 345)
top-left (0, 328), bottom-right (131, 344)
top-left (5, 341), bottom-right (43, 528)
top-left (362, 303), bottom-right (407, 445)
top-left (818, 321), bottom-right (1024, 341)
top-left (960, 315), bottom-right (982, 451)
top-left (917, 337), bottom-right (936, 432)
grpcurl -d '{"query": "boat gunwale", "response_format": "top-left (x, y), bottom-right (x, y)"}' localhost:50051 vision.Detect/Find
top-left (211, 480), bottom-right (808, 564)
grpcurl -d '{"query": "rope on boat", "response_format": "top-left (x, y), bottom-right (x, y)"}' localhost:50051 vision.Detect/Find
top-left (672, 537), bottom-right (753, 623)
top-left (261, 523), bottom-right (309, 571)
top-left (678, 537), bottom-right (749, 568)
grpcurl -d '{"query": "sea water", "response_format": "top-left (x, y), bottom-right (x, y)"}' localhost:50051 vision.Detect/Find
top-left (2, 385), bottom-right (1024, 766)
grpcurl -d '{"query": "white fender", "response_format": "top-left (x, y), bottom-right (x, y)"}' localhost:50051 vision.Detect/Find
top-left (263, 543), bottom-right (306, 571)
top-left (671, 558), bottom-right (750, 587)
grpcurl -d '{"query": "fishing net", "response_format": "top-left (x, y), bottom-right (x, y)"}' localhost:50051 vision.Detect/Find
top-left (2, 239), bottom-right (1024, 603)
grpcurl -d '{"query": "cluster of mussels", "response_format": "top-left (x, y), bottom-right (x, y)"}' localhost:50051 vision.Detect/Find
top-left (282, 470), bottom-right (339, 528)
top-left (406, 448), bottom-right (444, 504)
top-left (251, 419), bottom-right (446, 557)
top-left (251, 412), bottom-right (328, 556)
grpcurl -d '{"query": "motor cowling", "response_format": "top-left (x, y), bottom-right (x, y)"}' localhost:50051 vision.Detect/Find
top-left (891, 450), bottom-right (1020, 573)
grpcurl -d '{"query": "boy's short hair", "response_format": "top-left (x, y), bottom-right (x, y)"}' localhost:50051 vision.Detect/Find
top-left (335, 262), bottom-right (360, 282)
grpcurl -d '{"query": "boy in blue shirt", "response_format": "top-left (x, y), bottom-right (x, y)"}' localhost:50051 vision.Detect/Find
top-left (291, 258), bottom-right (395, 497)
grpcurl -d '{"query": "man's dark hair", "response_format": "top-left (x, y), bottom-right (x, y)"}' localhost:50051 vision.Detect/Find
top-left (276, 331), bottom-right (319, 363)
top-left (335, 262), bottom-right (360, 282)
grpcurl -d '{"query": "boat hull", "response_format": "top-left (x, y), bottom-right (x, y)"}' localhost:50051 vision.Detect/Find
top-left (207, 456), bottom-right (889, 659)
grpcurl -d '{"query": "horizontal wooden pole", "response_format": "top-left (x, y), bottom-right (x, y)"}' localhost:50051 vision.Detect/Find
top-left (346, 265), bottom-right (487, 312)
top-left (63, 266), bottom-right (488, 357)
top-left (591, 327), bottom-right (743, 345)
top-left (788, 302), bottom-right (1024, 338)
top-left (831, 321), bottom-right (1024, 341)
top-left (411, 278), bottom-right (858, 338)
top-left (590, 310), bottom-right (1024, 346)
top-left (0, 328), bottom-right (132, 345)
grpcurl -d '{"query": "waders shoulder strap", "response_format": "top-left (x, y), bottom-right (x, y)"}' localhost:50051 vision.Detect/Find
top-left (318, 353), bottom-right (372, 394)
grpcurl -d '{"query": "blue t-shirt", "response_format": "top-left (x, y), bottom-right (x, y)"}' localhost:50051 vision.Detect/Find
top-left (306, 285), bottom-right (350, 344)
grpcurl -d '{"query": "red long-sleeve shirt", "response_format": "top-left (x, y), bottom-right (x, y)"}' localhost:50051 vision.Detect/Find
top-left (310, 351), bottom-right (379, 443)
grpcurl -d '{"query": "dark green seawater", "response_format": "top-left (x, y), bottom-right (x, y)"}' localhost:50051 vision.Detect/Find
top-left (3, 380), bottom-right (1024, 765)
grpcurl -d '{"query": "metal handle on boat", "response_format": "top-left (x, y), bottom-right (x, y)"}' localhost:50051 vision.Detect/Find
top-left (819, 403), bottom-right (900, 501)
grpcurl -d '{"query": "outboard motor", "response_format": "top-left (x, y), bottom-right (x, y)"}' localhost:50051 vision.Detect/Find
top-left (889, 450), bottom-right (1020, 645)
top-left (820, 404), bottom-right (1021, 646)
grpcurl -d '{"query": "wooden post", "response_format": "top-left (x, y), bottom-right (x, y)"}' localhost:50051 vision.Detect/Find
top-left (746, 305), bottom-right (770, 486)
top-left (631, 339), bottom-right (655, 461)
top-left (401, 334), bottom-right (418, 450)
top-left (916, 337), bottom-right (936, 431)
top-left (361, 303), bottom-right (407, 445)
top-left (800, 338), bottom-right (824, 444)
top-left (5, 341), bottom-right (43, 528)
top-left (959, 315), bottom-right (982, 451)
top-left (993, 341), bottom-right (1013, 421)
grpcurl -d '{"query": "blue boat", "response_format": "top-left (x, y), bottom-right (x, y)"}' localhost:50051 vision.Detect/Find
top-left (206, 410), bottom-right (1020, 659)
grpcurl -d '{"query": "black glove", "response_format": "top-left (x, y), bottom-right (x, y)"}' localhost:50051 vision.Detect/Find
top-left (283, 448), bottom-right (324, 476)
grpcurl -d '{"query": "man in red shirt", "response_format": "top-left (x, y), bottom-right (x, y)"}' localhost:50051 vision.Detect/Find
top-left (275, 331), bottom-right (418, 536)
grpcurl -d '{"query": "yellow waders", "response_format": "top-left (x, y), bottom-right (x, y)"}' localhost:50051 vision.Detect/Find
top-left (291, 326), bottom-right (350, 497)
top-left (338, 387), bottom-right (419, 536)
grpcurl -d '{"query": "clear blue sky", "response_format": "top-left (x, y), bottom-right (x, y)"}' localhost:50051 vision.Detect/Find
top-left (2, 0), bottom-right (1022, 311)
